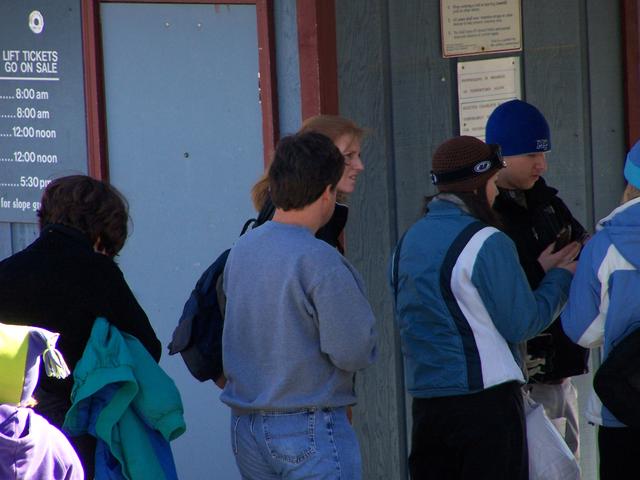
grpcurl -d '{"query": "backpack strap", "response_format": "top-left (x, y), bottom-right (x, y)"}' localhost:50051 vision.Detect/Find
top-left (240, 218), bottom-right (256, 235)
top-left (240, 196), bottom-right (277, 236)
top-left (255, 196), bottom-right (276, 227)
top-left (391, 231), bottom-right (408, 304)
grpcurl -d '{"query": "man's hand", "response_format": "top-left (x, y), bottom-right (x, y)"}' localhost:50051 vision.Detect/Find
top-left (538, 241), bottom-right (580, 274)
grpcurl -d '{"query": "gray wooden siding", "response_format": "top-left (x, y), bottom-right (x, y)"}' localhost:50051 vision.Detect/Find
top-left (274, 0), bottom-right (302, 135)
top-left (585, 0), bottom-right (626, 223)
top-left (0, 223), bottom-right (38, 261)
top-left (337, 1), bottom-right (624, 479)
top-left (0, 224), bottom-right (12, 260)
top-left (336, 1), bottom-right (408, 479)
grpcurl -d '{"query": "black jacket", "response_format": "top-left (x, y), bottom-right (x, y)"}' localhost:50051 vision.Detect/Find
top-left (0, 224), bottom-right (161, 405)
top-left (493, 177), bottom-right (589, 382)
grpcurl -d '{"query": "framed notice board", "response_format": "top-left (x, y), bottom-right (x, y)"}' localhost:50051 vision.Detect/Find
top-left (0, 0), bottom-right (87, 223)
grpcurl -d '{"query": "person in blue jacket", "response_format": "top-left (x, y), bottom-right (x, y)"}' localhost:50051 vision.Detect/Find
top-left (391, 135), bottom-right (579, 479)
top-left (561, 140), bottom-right (640, 480)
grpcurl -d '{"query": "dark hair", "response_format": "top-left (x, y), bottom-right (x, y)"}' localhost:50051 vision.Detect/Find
top-left (424, 178), bottom-right (503, 229)
top-left (37, 175), bottom-right (129, 256)
top-left (268, 132), bottom-right (345, 211)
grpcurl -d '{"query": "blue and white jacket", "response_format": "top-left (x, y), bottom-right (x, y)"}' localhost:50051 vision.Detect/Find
top-left (392, 198), bottom-right (572, 398)
top-left (562, 197), bottom-right (640, 427)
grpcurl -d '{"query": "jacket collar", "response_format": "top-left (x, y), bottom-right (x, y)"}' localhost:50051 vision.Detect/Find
top-left (495, 177), bottom-right (558, 212)
top-left (596, 196), bottom-right (640, 231)
top-left (40, 223), bottom-right (93, 250)
top-left (427, 196), bottom-right (472, 217)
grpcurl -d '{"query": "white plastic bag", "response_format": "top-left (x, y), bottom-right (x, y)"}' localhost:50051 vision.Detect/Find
top-left (525, 393), bottom-right (581, 480)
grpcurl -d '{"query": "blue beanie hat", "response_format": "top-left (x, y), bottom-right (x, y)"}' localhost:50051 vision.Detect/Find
top-left (485, 99), bottom-right (551, 156)
top-left (624, 140), bottom-right (640, 189)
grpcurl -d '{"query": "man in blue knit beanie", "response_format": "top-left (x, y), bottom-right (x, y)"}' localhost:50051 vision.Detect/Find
top-left (486, 99), bottom-right (589, 459)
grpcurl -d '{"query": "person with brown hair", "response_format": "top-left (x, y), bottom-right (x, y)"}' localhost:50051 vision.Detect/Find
top-left (222, 132), bottom-right (376, 479)
top-left (391, 136), bottom-right (578, 479)
top-left (0, 175), bottom-right (161, 478)
top-left (251, 114), bottom-right (365, 252)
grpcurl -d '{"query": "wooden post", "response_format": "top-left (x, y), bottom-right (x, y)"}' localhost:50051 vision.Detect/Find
top-left (81, 0), bottom-right (109, 180)
top-left (296, 0), bottom-right (339, 118)
top-left (623, 0), bottom-right (640, 148)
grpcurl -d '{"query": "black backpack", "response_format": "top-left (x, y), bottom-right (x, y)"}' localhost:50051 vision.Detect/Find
top-left (168, 249), bottom-right (231, 383)
top-left (593, 327), bottom-right (640, 427)
top-left (167, 217), bottom-right (264, 383)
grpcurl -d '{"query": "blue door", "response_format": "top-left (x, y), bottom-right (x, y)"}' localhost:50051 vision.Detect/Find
top-left (101, 4), bottom-right (264, 478)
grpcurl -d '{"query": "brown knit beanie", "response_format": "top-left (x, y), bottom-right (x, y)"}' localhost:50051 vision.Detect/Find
top-left (431, 136), bottom-right (505, 192)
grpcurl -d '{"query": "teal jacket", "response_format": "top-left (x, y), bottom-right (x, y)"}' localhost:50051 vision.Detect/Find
top-left (63, 318), bottom-right (185, 480)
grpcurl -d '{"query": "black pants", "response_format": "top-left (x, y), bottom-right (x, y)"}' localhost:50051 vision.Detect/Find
top-left (35, 387), bottom-right (96, 479)
top-left (599, 425), bottom-right (640, 479)
top-left (409, 381), bottom-right (528, 480)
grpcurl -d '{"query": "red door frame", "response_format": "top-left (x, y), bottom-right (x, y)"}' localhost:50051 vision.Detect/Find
top-left (623, 0), bottom-right (640, 149)
top-left (80, 0), bottom-right (279, 180)
top-left (296, 0), bottom-right (339, 120)
top-left (295, 0), bottom-right (344, 248)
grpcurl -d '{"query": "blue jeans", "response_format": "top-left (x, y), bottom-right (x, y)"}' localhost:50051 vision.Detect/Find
top-left (230, 407), bottom-right (361, 479)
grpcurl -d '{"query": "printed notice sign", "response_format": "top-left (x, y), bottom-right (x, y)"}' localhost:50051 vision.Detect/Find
top-left (0, 0), bottom-right (87, 223)
top-left (457, 56), bottom-right (520, 140)
top-left (441, 0), bottom-right (522, 58)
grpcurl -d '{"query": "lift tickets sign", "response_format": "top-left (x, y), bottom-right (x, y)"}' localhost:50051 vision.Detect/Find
top-left (0, 1), bottom-right (87, 223)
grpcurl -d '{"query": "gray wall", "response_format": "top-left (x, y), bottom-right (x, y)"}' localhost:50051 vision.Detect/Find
top-left (274, 0), bottom-right (302, 136)
top-left (0, 223), bottom-right (38, 261)
top-left (337, 1), bottom-right (625, 478)
top-left (336, 1), bottom-right (409, 478)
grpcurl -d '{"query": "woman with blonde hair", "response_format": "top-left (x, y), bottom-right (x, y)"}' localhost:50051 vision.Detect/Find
top-left (251, 114), bottom-right (365, 252)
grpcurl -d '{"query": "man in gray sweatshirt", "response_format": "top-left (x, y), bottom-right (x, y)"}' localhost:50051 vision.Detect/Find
top-left (221, 131), bottom-right (377, 480)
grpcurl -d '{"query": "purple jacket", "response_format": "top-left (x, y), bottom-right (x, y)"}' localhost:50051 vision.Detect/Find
top-left (0, 404), bottom-right (83, 480)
